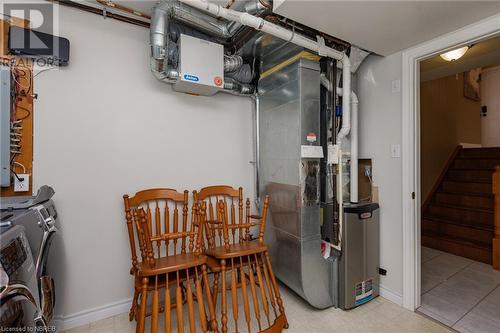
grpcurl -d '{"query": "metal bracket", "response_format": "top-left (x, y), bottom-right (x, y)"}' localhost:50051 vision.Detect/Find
top-left (317, 35), bottom-right (327, 57)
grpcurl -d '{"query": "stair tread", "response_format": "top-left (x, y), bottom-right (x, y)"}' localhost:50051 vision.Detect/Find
top-left (455, 158), bottom-right (500, 161)
top-left (422, 216), bottom-right (494, 231)
top-left (436, 191), bottom-right (494, 198)
top-left (454, 166), bottom-right (499, 171)
top-left (461, 147), bottom-right (500, 151)
top-left (422, 230), bottom-right (492, 249)
top-left (444, 178), bottom-right (491, 184)
top-left (427, 202), bottom-right (494, 213)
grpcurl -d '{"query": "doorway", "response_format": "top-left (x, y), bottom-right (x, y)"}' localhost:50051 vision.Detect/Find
top-left (400, 12), bottom-right (500, 316)
top-left (415, 34), bottom-right (500, 332)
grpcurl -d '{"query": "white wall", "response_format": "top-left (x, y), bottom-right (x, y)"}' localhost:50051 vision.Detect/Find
top-left (481, 65), bottom-right (500, 146)
top-left (357, 53), bottom-right (403, 298)
top-left (33, 5), bottom-right (254, 321)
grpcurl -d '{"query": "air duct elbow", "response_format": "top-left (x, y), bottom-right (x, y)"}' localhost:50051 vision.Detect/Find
top-left (224, 55), bottom-right (244, 72)
top-left (150, 1), bottom-right (174, 81)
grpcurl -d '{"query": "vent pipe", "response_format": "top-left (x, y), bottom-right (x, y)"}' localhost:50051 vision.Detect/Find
top-left (178, 0), bottom-right (351, 136)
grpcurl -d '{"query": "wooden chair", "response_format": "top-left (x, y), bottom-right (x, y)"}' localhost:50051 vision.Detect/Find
top-left (123, 189), bottom-right (218, 333)
top-left (193, 186), bottom-right (247, 307)
top-left (196, 190), bottom-right (288, 333)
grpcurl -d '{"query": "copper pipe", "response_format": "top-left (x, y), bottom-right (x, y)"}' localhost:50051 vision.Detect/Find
top-left (96, 0), bottom-right (151, 20)
top-left (47, 0), bottom-right (149, 28)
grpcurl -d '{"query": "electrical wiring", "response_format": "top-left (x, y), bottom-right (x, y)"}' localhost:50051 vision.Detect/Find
top-left (12, 162), bottom-right (26, 174)
top-left (6, 62), bottom-right (33, 178)
top-left (13, 105), bottom-right (30, 120)
top-left (33, 66), bottom-right (56, 78)
top-left (12, 68), bottom-right (31, 93)
top-left (10, 168), bottom-right (24, 182)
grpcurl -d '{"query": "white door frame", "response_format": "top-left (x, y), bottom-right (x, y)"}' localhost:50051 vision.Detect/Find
top-left (401, 13), bottom-right (500, 311)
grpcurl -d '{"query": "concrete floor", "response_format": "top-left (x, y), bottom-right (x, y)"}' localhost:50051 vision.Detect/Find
top-left (63, 283), bottom-right (451, 333)
top-left (420, 246), bottom-right (500, 333)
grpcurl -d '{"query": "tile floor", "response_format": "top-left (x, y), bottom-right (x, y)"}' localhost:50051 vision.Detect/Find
top-left (63, 284), bottom-right (451, 333)
top-left (419, 246), bottom-right (500, 332)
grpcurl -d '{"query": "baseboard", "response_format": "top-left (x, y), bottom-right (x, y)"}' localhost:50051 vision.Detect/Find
top-left (54, 297), bottom-right (132, 331)
top-left (379, 285), bottom-right (403, 306)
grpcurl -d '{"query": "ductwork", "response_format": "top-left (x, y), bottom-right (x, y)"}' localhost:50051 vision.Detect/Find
top-left (178, 0), bottom-right (351, 126)
top-left (224, 54), bottom-right (244, 72)
top-left (150, 0), bottom-right (266, 88)
top-left (223, 78), bottom-right (255, 95)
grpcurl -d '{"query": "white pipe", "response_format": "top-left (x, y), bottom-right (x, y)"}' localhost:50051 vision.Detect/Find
top-left (335, 86), bottom-right (358, 203)
top-left (350, 92), bottom-right (359, 203)
top-left (180, 0), bottom-right (351, 140)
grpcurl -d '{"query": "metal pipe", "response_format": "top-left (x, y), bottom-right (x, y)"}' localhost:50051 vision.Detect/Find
top-left (222, 78), bottom-right (255, 95)
top-left (48, 0), bottom-right (150, 28)
top-left (180, 0), bottom-right (351, 142)
top-left (96, 0), bottom-right (151, 19)
top-left (150, 0), bottom-right (267, 85)
top-left (254, 93), bottom-right (261, 206)
top-left (150, 1), bottom-right (175, 82)
top-left (224, 54), bottom-right (244, 72)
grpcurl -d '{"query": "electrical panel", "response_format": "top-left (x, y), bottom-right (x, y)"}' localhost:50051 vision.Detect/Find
top-left (173, 34), bottom-right (224, 96)
top-left (1, 64), bottom-right (11, 187)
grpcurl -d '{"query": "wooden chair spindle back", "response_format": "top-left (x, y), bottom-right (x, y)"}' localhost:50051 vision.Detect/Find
top-left (123, 189), bottom-right (201, 263)
top-left (194, 186), bottom-right (244, 248)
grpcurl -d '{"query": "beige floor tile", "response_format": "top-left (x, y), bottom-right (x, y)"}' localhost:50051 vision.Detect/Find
top-left (63, 284), bottom-right (456, 333)
top-left (61, 324), bottom-right (90, 333)
top-left (422, 254), bottom-right (472, 282)
top-left (419, 292), bottom-right (468, 326)
top-left (453, 310), bottom-right (500, 333)
top-left (422, 247), bottom-right (445, 263)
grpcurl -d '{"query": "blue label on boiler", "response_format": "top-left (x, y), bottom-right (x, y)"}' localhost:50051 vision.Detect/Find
top-left (184, 74), bottom-right (199, 82)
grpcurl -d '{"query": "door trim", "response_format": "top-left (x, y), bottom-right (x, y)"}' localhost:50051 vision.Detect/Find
top-left (401, 13), bottom-right (500, 311)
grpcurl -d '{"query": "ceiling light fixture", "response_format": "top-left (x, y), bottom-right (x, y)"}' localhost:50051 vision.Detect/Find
top-left (440, 46), bottom-right (469, 61)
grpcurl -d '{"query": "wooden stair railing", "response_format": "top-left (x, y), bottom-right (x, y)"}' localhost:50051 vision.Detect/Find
top-left (493, 165), bottom-right (500, 270)
top-left (423, 145), bottom-right (462, 212)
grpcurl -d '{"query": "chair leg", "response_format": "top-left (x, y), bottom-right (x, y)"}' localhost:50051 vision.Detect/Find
top-left (151, 276), bottom-right (159, 333)
top-left (129, 289), bottom-right (139, 322)
top-left (136, 277), bottom-right (148, 333)
top-left (264, 251), bottom-right (288, 329)
top-left (212, 271), bottom-right (220, 311)
top-left (202, 265), bottom-right (218, 333)
top-left (221, 260), bottom-right (228, 333)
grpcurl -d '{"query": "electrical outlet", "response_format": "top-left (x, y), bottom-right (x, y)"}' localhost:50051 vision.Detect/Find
top-left (391, 144), bottom-right (401, 158)
top-left (14, 173), bottom-right (30, 192)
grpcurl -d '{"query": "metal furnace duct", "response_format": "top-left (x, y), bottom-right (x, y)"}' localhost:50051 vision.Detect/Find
top-left (259, 57), bottom-right (336, 309)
